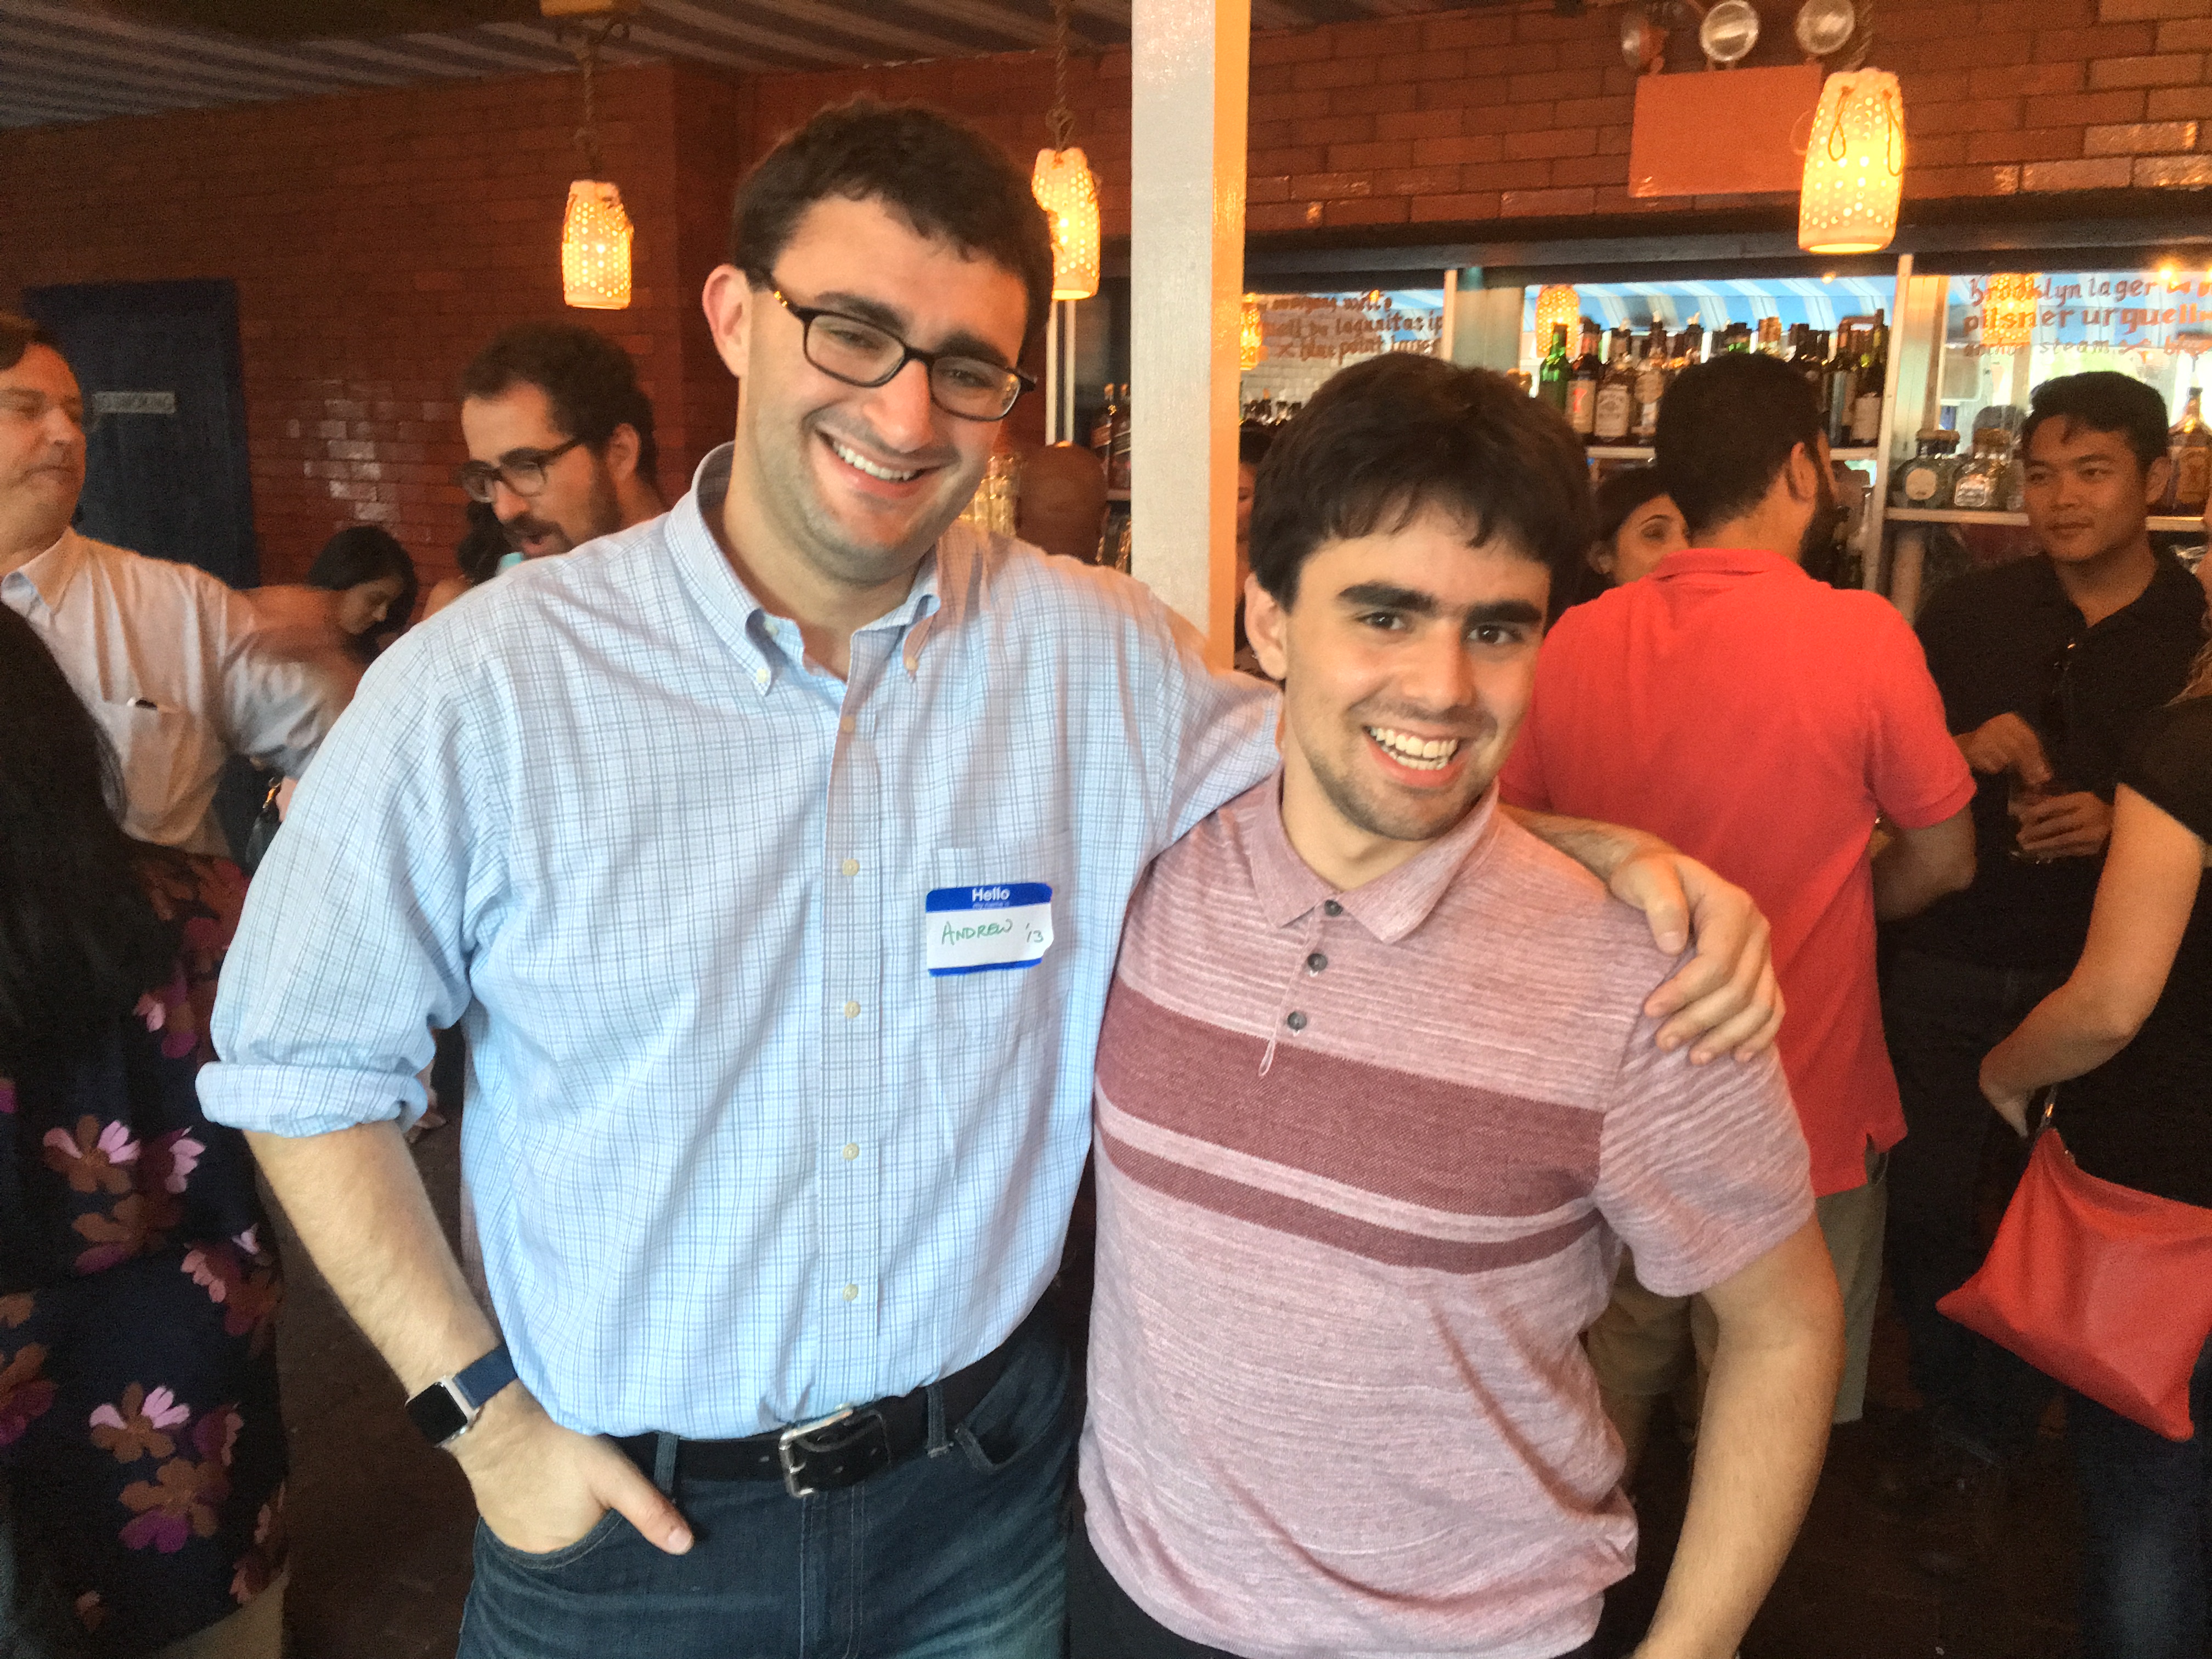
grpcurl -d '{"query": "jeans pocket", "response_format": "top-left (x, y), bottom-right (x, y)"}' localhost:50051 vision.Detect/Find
top-left (952, 1330), bottom-right (1068, 1475)
top-left (477, 1507), bottom-right (628, 1573)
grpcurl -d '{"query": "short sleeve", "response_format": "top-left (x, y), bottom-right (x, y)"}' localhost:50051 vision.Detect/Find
top-left (1592, 1008), bottom-right (1814, 1299)
top-left (2123, 698), bottom-right (2212, 842)
top-left (1864, 601), bottom-right (1977, 831)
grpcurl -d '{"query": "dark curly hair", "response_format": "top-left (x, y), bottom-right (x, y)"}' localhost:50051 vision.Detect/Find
top-left (460, 323), bottom-right (657, 487)
top-left (729, 98), bottom-right (1055, 360)
top-left (1248, 353), bottom-right (1593, 619)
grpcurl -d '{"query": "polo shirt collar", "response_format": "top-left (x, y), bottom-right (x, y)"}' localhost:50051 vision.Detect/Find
top-left (4, 528), bottom-right (85, 611)
top-left (669, 443), bottom-right (945, 694)
top-left (1240, 769), bottom-right (1503, 944)
top-left (1650, 546), bottom-right (1808, 583)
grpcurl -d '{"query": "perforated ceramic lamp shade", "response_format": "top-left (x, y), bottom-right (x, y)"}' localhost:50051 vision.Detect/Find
top-left (1031, 146), bottom-right (1100, 302)
top-left (1798, 70), bottom-right (1905, 255)
top-left (562, 179), bottom-right (633, 311)
top-left (1982, 274), bottom-right (2039, 349)
top-left (1533, 285), bottom-right (1581, 345)
top-left (1240, 297), bottom-right (1263, 372)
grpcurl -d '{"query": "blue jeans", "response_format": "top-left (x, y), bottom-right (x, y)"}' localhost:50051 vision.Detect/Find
top-left (457, 1318), bottom-right (1074, 1659)
top-left (2068, 1333), bottom-right (2212, 1659)
top-left (1881, 946), bottom-right (2067, 1458)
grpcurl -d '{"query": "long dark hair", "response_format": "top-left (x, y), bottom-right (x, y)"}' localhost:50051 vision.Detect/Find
top-left (0, 607), bottom-right (178, 1074)
top-left (307, 524), bottom-right (420, 658)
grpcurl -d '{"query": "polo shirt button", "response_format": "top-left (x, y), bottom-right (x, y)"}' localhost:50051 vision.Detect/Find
top-left (843, 1001), bottom-right (861, 1019)
top-left (842, 1284), bottom-right (859, 1302)
top-left (842, 857), bottom-right (860, 877)
top-left (1306, 952), bottom-right (1328, 974)
top-left (1285, 1011), bottom-right (1308, 1032)
top-left (842, 1143), bottom-right (859, 1161)
top-left (1322, 900), bottom-right (1344, 917)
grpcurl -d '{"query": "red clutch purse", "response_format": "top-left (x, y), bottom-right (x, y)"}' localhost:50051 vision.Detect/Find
top-left (1939, 1115), bottom-right (2212, 1442)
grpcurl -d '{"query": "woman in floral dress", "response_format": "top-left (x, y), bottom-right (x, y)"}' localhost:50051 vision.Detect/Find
top-left (0, 607), bottom-right (285, 1656)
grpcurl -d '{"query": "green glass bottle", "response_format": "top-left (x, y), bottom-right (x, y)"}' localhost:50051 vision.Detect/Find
top-left (1539, 323), bottom-right (1570, 415)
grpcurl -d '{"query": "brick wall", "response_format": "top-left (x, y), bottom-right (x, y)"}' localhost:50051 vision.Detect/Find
top-left (4, 0), bottom-right (2211, 585)
top-left (0, 61), bottom-right (726, 589)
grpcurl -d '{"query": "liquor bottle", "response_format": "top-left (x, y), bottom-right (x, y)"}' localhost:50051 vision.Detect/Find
top-left (1824, 327), bottom-right (1858, 448)
top-left (1108, 383), bottom-right (1132, 492)
top-left (1091, 384), bottom-right (1118, 457)
top-left (1633, 322), bottom-right (1667, 444)
top-left (1847, 318), bottom-right (1887, 448)
top-left (1679, 320), bottom-right (1704, 366)
top-left (1795, 329), bottom-right (1829, 395)
top-left (1950, 426), bottom-right (2010, 511)
top-left (1892, 429), bottom-right (1960, 510)
top-left (1568, 320), bottom-right (1601, 440)
top-left (1757, 317), bottom-right (1785, 357)
top-left (2168, 387), bottom-right (2212, 513)
top-left (1594, 332), bottom-right (1635, 444)
top-left (1538, 323), bottom-right (1571, 415)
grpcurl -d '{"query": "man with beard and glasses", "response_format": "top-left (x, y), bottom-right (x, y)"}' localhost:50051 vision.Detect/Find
top-left (202, 101), bottom-right (1781, 1658)
top-left (423, 323), bottom-right (667, 613)
top-left (1501, 351), bottom-right (1978, 1475)
top-left (1070, 353), bottom-right (1842, 1659)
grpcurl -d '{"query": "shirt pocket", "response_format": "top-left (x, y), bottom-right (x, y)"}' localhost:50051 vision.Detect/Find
top-left (94, 696), bottom-right (196, 839)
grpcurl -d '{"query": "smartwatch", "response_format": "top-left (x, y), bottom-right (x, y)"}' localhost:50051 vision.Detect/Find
top-left (405, 1345), bottom-right (518, 1448)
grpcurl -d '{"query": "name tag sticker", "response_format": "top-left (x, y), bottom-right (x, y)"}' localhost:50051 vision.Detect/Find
top-left (926, 883), bottom-right (1054, 976)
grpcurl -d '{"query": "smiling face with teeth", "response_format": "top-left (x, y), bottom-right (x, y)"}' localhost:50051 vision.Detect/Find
top-left (702, 196), bottom-right (1030, 657)
top-left (1246, 506), bottom-right (1550, 893)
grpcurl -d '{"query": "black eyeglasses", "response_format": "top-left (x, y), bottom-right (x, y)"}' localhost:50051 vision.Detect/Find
top-left (763, 277), bottom-right (1034, 421)
top-left (455, 436), bottom-right (586, 503)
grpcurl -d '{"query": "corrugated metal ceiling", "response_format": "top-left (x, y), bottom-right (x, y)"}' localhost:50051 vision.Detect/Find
top-left (1, 0), bottom-right (1496, 129)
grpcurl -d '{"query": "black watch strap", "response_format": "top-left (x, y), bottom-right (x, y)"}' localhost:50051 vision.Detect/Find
top-left (405, 1345), bottom-right (517, 1447)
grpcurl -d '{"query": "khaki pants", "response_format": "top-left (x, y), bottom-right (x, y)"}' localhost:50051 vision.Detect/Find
top-left (1587, 1150), bottom-right (1886, 1477)
top-left (150, 1573), bottom-right (286, 1659)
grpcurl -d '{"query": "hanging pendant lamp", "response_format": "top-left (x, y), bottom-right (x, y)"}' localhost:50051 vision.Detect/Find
top-left (1798, 69), bottom-right (1905, 255)
top-left (1031, 0), bottom-right (1099, 302)
top-left (559, 9), bottom-right (633, 309)
top-left (1240, 297), bottom-right (1264, 371)
top-left (1533, 284), bottom-right (1581, 343)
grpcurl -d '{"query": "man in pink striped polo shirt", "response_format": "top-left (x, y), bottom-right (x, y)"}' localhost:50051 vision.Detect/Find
top-left (1071, 354), bottom-right (1846, 1659)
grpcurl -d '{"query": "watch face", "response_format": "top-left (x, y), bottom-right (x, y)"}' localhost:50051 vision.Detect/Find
top-left (407, 1381), bottom-right (470, 1447)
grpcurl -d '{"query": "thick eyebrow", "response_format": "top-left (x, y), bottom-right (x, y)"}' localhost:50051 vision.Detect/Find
top-left (1338, 582), bottom-right (1543, 629)
top-left (807, 288), bottom-right (1015, 370)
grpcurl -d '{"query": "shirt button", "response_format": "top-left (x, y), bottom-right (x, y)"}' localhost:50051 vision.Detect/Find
top-left (1285, 1011), bottom-right (1308, 1032)
top-left (842, 1143), bottom-right (859, 1161)
top-left (1322, 900), bottom-right (1344, 917)
top-left (754, 668), bottom-right (769, 687)
top-left (841, 857), bottom-right (860, 877)
top-left (1306, 952), bottom-right (1328, 974)
top-left (842, 1284), bottom-right (859, 1302)
top-left (839, 715), bottom-right (856, 735)
top-left (843, 1000), bottom-right (861, 1019)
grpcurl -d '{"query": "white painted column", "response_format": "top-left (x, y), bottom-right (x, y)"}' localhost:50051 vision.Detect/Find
top-left (1131, 0), bottom-right (1250, 662)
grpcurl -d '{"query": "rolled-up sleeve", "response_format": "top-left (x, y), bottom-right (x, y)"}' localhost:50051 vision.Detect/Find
top-left (214, 583), bottom-right (339, 780)
top-left (200, 624), bottom-right (493, 1137)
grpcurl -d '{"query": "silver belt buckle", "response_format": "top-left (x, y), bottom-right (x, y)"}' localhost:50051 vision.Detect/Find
top-left (777, 1406), bottom-right (854, 1498)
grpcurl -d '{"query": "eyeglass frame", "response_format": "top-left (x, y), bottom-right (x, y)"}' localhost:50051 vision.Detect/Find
top-left (756, 274), bottom-right (1036, 422)
top-left (455, 436), bottom-right (588, 503)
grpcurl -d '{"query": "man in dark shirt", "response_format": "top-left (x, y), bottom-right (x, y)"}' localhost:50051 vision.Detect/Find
top-left (1884, 372), bottom-right (2208, 1567)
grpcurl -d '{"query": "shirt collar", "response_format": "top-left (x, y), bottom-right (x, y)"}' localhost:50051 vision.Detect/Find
top-left (668, 443), bottom-right (947, 695)
top-left (3, 528), bottom-right (84, 611)
top-left (1650, 546), bottom-right (1808, 583)
top-left (1238, 770), bottom-right (1504, 944)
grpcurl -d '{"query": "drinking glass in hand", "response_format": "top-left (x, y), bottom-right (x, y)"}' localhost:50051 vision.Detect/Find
top-left (2008, 772), bottom-right (2053, 863)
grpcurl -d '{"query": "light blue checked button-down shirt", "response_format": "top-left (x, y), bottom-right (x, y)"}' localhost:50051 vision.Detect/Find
top-left (201, 445), bottom-right (1278, 1440)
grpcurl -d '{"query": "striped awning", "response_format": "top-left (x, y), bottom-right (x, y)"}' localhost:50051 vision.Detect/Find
top-left (1, 0), bottom-right (1496, 128)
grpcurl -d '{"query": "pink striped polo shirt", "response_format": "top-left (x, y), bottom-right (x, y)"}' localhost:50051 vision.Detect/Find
top-left (1080, 776), bottom-right (1813, 1659)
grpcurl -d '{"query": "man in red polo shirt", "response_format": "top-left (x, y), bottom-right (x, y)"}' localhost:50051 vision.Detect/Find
top-left (1499, 352), bottom-right (1977, 1463)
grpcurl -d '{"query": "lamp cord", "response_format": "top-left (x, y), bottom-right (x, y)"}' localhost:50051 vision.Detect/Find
top-left (1046, 0), bottom-right (1075, 153)
top-left (563, 16), bottom-right (628, 179)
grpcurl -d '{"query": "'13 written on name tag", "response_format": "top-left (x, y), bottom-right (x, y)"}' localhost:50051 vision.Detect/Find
top-left (926, 883), bottom-right (1054, 977)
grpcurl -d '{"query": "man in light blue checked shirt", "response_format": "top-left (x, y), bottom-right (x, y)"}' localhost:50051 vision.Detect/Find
top-left (204, 101), bottom-right (1781, 1659)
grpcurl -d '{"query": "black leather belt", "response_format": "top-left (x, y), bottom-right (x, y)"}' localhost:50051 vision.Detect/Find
top-left (613, 1324), bottom-right (1023, 1497)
